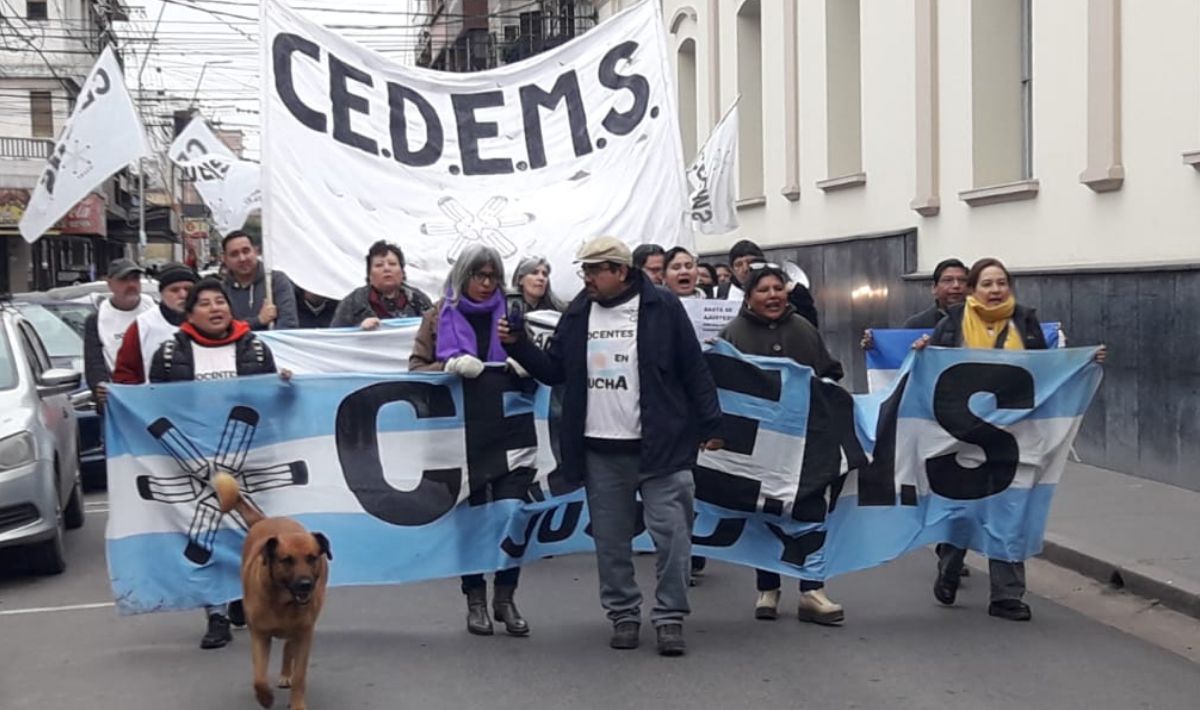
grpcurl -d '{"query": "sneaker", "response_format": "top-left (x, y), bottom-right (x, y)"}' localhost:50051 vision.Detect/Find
top-left (610, 621), bottom-right (640, 650)
top-left (656, 623), bottom-right (686, 657)
top-left (988, 599), bottom-right (1032, 622)
top-left (200, 613), bottom-right (232, 649)
top-left (796, 589), bottom-right (845, 625)
top-left (755, 589), bottom-right (780, 620)
top-left (227, 599), bottom-right (246, 628)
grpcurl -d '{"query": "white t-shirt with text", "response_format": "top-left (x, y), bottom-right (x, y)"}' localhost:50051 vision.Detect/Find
top-left (585, 295), bottom-right (641, 440)
top-left (191, 343), bottom-right (238, 381)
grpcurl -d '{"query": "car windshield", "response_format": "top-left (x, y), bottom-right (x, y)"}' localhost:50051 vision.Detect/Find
top-left (0, 327), bottom-right (15, 390)
top-left (12, 303), bottom-right (84, 359)
top-left (40, 302), bottom-right (95, 338)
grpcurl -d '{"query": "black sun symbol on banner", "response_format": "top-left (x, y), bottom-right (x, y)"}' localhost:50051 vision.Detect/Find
top-left (135, 406), bottom-right (309, 565)
top-left (419, 196), bottom-right (535, 264)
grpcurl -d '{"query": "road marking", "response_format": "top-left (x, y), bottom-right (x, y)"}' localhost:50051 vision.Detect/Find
top-left (0, 601), bottom-right (115, 617)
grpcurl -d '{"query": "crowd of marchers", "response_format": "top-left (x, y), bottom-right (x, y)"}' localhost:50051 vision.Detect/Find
top-left (82, 231), bottom-right (1105, 657)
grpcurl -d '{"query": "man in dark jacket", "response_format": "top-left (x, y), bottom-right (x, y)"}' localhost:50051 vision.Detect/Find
top-left (294, 285), bottom-right (339, 329)
top-left (148, 277), bottom-right (288, 649)
top-left (501, 236), bottom-right (723, 658)
top-left (220, 231), bottom-right (299, 330)
top-left (717, 239), bottom-right (819, 327)
top-left (860, 258), bottom-right (967, 350)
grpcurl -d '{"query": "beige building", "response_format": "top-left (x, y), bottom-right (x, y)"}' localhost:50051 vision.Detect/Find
top-left (598, 0), bottom-right (1200, 491)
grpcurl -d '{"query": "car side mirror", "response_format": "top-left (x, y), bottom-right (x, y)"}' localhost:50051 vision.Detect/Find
top-left (38, 368), bottom-right (82, 398)
top-left (69, 389), bottom-right (94, 410)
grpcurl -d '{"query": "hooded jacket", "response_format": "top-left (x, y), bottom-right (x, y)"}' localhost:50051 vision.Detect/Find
top-left (222, 263), bottom-right (299, 330)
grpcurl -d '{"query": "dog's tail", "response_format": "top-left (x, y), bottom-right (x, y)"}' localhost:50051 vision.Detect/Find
top-left (213, 472), bottom-right (265, 527)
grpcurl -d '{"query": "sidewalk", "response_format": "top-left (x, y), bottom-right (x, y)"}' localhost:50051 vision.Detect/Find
top-left (1041, 462), bottom-right (1200, 619)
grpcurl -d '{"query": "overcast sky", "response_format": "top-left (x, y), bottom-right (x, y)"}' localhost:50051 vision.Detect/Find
top-left (117, 0), bottom-right (422, 159)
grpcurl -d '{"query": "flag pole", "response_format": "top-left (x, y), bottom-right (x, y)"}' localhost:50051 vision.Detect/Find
top-left (259, 0), bottom-right (274, 325)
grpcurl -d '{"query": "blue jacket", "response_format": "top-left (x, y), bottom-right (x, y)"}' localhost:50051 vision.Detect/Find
top-left (505, 273), bottom-right (723, 482)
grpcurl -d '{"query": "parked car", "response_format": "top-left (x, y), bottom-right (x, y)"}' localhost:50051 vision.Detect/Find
top-left (9, 300), bottom-right (105, 490)
top-left (0, 302), bottom-right (85, 575)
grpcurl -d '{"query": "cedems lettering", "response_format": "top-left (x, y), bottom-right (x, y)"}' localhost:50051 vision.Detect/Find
top-left (272, 34), bottom-right (651, 176)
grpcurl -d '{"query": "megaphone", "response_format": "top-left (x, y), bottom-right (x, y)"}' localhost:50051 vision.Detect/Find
top-left (783, 260), bottom-right (810, 289)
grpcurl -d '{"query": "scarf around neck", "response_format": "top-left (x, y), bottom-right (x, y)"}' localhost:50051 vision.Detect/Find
top-left (436, 289), bottom-right (508, 363)
top-left (961, 295), bottom-right (1022, 350)
top-left (181, 320), bottom-right (251, 347)
top-left (368, 286), bottom-right (409, 319)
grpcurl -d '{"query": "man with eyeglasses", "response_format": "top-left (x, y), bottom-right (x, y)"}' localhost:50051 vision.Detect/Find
top-left (859, 258), bottom-right (968, 349)
top-left (719, 239), bottom-right (819, 327)
top-left (499, 236), bottom-right (724, 657)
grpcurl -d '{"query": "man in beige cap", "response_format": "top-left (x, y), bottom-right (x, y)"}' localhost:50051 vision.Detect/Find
top-left (500, 236), bottom-right (724, 657)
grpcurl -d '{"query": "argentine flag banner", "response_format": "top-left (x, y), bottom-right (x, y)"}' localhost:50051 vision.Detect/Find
top-left (865, 324), bottom-right (1061, 393)
top-left (104, 340), bottom-right (1101, 614)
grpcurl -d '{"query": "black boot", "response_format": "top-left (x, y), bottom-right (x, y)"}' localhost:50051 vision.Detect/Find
top-left (466, 587), bottom-right (493, 636)
top-left (492, 585), bottom-right (530, 637)
top-left (200, 613), bottom-right (232, 649)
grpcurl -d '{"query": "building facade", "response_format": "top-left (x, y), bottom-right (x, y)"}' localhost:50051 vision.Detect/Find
top-left (416, 0), bottom-right (597, 71)
top-left (595, 1), bottom-right (1200, 491)
top-left (0, 0), bottom-right (135, 292)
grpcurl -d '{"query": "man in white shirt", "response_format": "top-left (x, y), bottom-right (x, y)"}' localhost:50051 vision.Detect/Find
top-left (501, 237), bottom-right (724, 657)
top-left (83, 259), bottom-right (154, 404)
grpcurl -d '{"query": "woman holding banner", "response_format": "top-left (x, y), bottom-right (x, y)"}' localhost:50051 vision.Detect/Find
top-left (409, 245), bottom-right (531, 637)
top-left (916, 257), bottom-right (1106, 622)
top-left (718, 264), bottom-right (847, 625)
top-left (331, 240), bottom-right (434, 329)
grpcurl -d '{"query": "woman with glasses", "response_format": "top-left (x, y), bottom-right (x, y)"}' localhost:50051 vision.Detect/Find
top-left (718, 264), bottom-right (847, 625)
top-left (409, 244), bottom-right (531, 638)
top-left (331, 240), bottom-right (434, 328)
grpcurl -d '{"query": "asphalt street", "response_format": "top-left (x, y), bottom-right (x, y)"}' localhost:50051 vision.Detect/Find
top-left (2, 492), bottom-right (1199, 710)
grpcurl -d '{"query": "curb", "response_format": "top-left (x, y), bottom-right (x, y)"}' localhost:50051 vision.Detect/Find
top-left (1039, 534), bottom-right (1200, 621)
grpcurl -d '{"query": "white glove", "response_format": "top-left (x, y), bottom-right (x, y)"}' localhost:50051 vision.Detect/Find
top-left (506, 357), bottom-right (530, 378)
top-left (445, 354), bottom-right (485, 379)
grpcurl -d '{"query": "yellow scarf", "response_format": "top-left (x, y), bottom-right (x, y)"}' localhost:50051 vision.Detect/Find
top-left (960, 295), bottom-right (1023, 350)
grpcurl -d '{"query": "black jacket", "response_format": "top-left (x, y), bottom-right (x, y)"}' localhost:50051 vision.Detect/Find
top-left (720, 306), bottom-right (844, 380)
top-left (505, 272), bottom-right (723, 483)
top-left (294, 287), bottom-right (339, 329)
top-left (929, 303), bottom-right (1048, 351)
top-left (330, 284), bottom-right (434, 327)
top-left (902, 303), bottom-right (949, 329)
top-left (82, 311), bottom-right (110, 391)
top-left (148, 329), bottom-right (277, 382)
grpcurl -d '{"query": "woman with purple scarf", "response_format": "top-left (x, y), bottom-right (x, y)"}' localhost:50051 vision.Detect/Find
top-left (410, 244), bottom-right (531, 637)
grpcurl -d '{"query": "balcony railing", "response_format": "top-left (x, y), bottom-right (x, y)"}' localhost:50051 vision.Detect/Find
top-left (0, 137), bottom-right (54, 160)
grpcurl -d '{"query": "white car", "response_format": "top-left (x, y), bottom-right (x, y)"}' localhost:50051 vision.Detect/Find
top-left (0, 304), bottom-right (85, 574)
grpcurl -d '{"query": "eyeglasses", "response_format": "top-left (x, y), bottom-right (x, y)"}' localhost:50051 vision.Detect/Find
top-left (470, 271), bottom-right (498, 285)
top-left (577, 264), bottom-right (615, 279)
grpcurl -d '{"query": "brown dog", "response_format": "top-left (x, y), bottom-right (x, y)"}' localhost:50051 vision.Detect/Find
top-left (214, 472), bottom-right (331, 710)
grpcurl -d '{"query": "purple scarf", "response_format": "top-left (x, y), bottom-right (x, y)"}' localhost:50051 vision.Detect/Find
top-left (436, 288), bottom-right (508, 363)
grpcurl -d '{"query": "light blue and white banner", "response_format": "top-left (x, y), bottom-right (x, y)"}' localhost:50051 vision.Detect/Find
top-left (105, 341), bottom-right (1101, 614)
top-left (865, 324), bottom-right (1062, 392)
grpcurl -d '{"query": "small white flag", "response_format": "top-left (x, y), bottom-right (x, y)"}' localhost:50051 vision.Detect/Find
top-left (19, 46), bottom-right (150, 243)
top-left (169, 117), bottom-right (262, 236)
top-left (686, 102), bottom-right (740, 236)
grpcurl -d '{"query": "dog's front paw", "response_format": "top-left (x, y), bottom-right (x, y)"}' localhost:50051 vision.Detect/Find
top-left (277, 675), bottom-right (292, 689)
top-left (254, 682), bottom-right (275, 708)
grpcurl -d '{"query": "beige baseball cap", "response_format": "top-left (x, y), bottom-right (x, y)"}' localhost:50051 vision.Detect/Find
top-left (575, 236), bottom-right (633, 266)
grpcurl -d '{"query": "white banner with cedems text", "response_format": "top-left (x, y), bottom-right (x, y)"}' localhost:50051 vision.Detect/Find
top-left (169, 117), bottom-right (262, 236)
top-left (19, 46), bottom-right (150, 243)
top-left (261, 0), bottom-right (690, 300)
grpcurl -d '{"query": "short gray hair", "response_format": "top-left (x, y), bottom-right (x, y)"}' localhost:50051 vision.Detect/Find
top-left (444, 244), bottom-right (505, 304)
